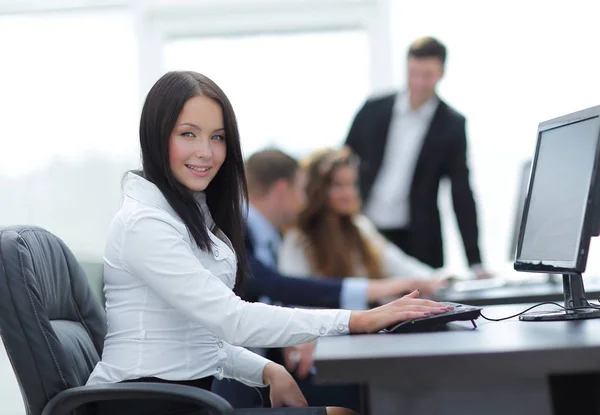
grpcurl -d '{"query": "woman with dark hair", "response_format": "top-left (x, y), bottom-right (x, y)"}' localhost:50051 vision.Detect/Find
top-left (279, 147), bottom-right (445, 295)
top-left (87, 71), bottom-right (452, 415)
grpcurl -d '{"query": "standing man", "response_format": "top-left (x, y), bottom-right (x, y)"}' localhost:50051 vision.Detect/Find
top-left (346, 36), bottom-right (487, 276)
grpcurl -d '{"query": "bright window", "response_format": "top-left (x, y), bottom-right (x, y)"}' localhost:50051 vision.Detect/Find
top-left (164, 30), bottom-right (370, 160)
top-left (0, 11), bottom-right (139, 259)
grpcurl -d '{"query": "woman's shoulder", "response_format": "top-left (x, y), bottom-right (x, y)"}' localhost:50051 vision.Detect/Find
top-left (283, 226), bottom-right (302, 240)
top-left (116, 196), bottom-right (188, 235)
top-left (281, 227), bottom-right (308, 249)
top-left (279, 227), bottom-right (312, 276)
top-left (281, 227), bottom-right (317, 260)
top-left (352, 214), bottom-right (377, 234)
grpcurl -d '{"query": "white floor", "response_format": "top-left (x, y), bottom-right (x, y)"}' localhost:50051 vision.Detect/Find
top-left (0, 338), bottom-right (26, 415)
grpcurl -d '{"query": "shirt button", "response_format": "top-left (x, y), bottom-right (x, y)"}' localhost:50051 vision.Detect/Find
top-left (319, 327), bottom-right (326, 335)
top-left (217, 366), bottom-right (223, 373)
top-left (217, 341), bottom-right (224, 348)
top-left (214, 249), bottom-right (220, 258)
top-left (337, 324), bottom-right (346, 332)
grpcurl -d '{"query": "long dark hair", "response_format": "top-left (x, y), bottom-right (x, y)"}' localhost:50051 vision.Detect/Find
top-left (139, 71), bottom-right (248, 290)
top-left (297, 147), bottom-right (383, 279)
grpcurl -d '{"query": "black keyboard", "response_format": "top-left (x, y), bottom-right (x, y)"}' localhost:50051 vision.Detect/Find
top-left (383, 301), bottom-right (482, 334)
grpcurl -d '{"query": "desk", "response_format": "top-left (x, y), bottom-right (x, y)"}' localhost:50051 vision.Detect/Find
top-left (442, 280), bottom-right (600, 306)
top-left (314, 303), bottom-right (600, 415)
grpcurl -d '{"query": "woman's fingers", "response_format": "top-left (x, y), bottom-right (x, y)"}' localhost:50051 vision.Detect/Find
top-left (403, 289), bottom-right (421, 298)
top-left (399, 305), bottom-right (451, 313)
top-left (397, 297), bottom-right (451, 308)
top-left (386, 304), bottom-right (452, 326)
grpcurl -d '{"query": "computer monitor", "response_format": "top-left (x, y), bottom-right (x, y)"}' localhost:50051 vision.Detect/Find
top-left (514, 105), bottom-right (600, 321)
top-left (508, 160), bottom-right (532, 261)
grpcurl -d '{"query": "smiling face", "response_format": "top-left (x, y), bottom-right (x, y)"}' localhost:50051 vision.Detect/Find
top-left (168, 95), bottom-right (227, 193)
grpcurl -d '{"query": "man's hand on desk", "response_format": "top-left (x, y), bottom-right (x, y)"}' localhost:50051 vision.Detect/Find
top-left (367, 278), bottom-right (444, 301)
top-left (349, 289), bottom-right (452, 334)
top-left (433, 266), bottom-right (494, 283)
top-left (471, 264), bottom-right (494, 279)
top-left (402, 278), bottom-right (447, 296)
top-left (283, 341), bottom-right (315, 379)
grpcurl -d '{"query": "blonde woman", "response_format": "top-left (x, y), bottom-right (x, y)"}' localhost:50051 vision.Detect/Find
top-left (280, 147), bottom-right (445, 296)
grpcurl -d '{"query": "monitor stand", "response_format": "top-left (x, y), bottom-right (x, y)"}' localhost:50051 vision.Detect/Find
top-left (520, 273), bottom-right (600, 321)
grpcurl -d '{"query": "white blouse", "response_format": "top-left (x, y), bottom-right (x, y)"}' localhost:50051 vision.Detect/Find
top-left (279, 215), bottom-right (434, 279)
top-left (87, 173), bottom-right (351, 388)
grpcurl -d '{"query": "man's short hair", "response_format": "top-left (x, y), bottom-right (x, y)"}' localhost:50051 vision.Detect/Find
top-left (408, 36), bottom-right (446, 65)
top-left (245, 149), bottom-right (299, 196)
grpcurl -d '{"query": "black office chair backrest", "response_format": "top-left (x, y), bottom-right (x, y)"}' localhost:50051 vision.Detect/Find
top-left (0, 226), bottom-right (106, 415)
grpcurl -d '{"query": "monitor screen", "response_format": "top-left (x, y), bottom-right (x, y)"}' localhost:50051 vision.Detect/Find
top-left (516, 116), bottom-right (600, 271)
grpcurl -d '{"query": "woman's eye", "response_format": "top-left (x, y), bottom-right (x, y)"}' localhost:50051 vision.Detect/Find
top-left (181, 132), bottom-right (195, 138)
top-left (211, 134), bottom-right (225, 141)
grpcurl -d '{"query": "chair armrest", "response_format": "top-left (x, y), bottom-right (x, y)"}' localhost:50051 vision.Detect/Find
top-left (41, 382), bottom-right (234, 415)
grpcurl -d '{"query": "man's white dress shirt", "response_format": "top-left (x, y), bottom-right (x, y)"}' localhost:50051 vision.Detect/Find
top-left (364, 92), bottom-right (439, 229)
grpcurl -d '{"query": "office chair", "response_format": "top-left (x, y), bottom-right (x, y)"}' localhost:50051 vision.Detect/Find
top-left (0, 225), bottom-right (234, 415)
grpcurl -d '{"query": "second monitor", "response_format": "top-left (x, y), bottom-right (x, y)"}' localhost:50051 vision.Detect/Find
top-left (515, 105), bottom-right (600, 321)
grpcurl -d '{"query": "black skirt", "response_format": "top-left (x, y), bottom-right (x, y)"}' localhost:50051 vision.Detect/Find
top-left (92, 377), bottom-right (327, 415)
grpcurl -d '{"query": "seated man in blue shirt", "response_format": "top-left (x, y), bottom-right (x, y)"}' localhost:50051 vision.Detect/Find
top-left (213, 149), bottom-right (426, 410)
top-left (243, 150), bottom-right (417, 309)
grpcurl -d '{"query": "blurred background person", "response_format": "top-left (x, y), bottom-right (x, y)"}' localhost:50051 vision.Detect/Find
top-left (215, 148), bottom-right (426, 411)
top-left (279, 146), bottom-right (444, 296)
top-left (243, 149), bottom-right (429, 309)
top-left (345, 36), bottom-right (489, 278)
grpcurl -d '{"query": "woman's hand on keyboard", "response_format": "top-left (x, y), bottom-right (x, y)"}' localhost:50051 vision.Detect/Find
top-left (348, 290), bottom-right (453, 334)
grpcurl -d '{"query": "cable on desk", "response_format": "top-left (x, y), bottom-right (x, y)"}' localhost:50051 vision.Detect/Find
top-left (480, 301), bottom-right (600, 322)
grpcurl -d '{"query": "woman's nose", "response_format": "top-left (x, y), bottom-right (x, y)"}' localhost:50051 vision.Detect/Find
top-left (194, 137), bottom-right (213, 159)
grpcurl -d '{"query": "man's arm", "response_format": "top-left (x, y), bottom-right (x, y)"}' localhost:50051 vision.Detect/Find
top-left (344, 101), bottom-right (369, 154)
top-left (245, 250), bottom-right (383, 310)
top-left (446, 119), bottom-right (483, 266)
top-left (244, 253), bottom-right (344, 308)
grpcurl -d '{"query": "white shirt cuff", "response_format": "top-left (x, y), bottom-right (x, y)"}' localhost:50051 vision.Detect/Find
top-left (222, 343), bottom-right (271, 387)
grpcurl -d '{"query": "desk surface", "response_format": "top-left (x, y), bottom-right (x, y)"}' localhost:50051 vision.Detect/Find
top-left (314, 303), bottom-right (600, 384)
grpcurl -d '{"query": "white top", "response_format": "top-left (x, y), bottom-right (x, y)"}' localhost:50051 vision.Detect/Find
top-left (364, 92), bottom-right (439, 229)
top-left (87, 173), bottom-right (351, 388)
top-left (279, 215), bottom-right (434, 279)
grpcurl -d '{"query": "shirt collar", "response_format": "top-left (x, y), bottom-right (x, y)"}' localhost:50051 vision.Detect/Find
top-left (124, 172), bottom-right (176, 213)
top-left (395, 90), bottom-right (439, 119)
top-left (246, 204), bottom-right (281, 251)
top-left (123, 172), bottom-right (211, 223)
